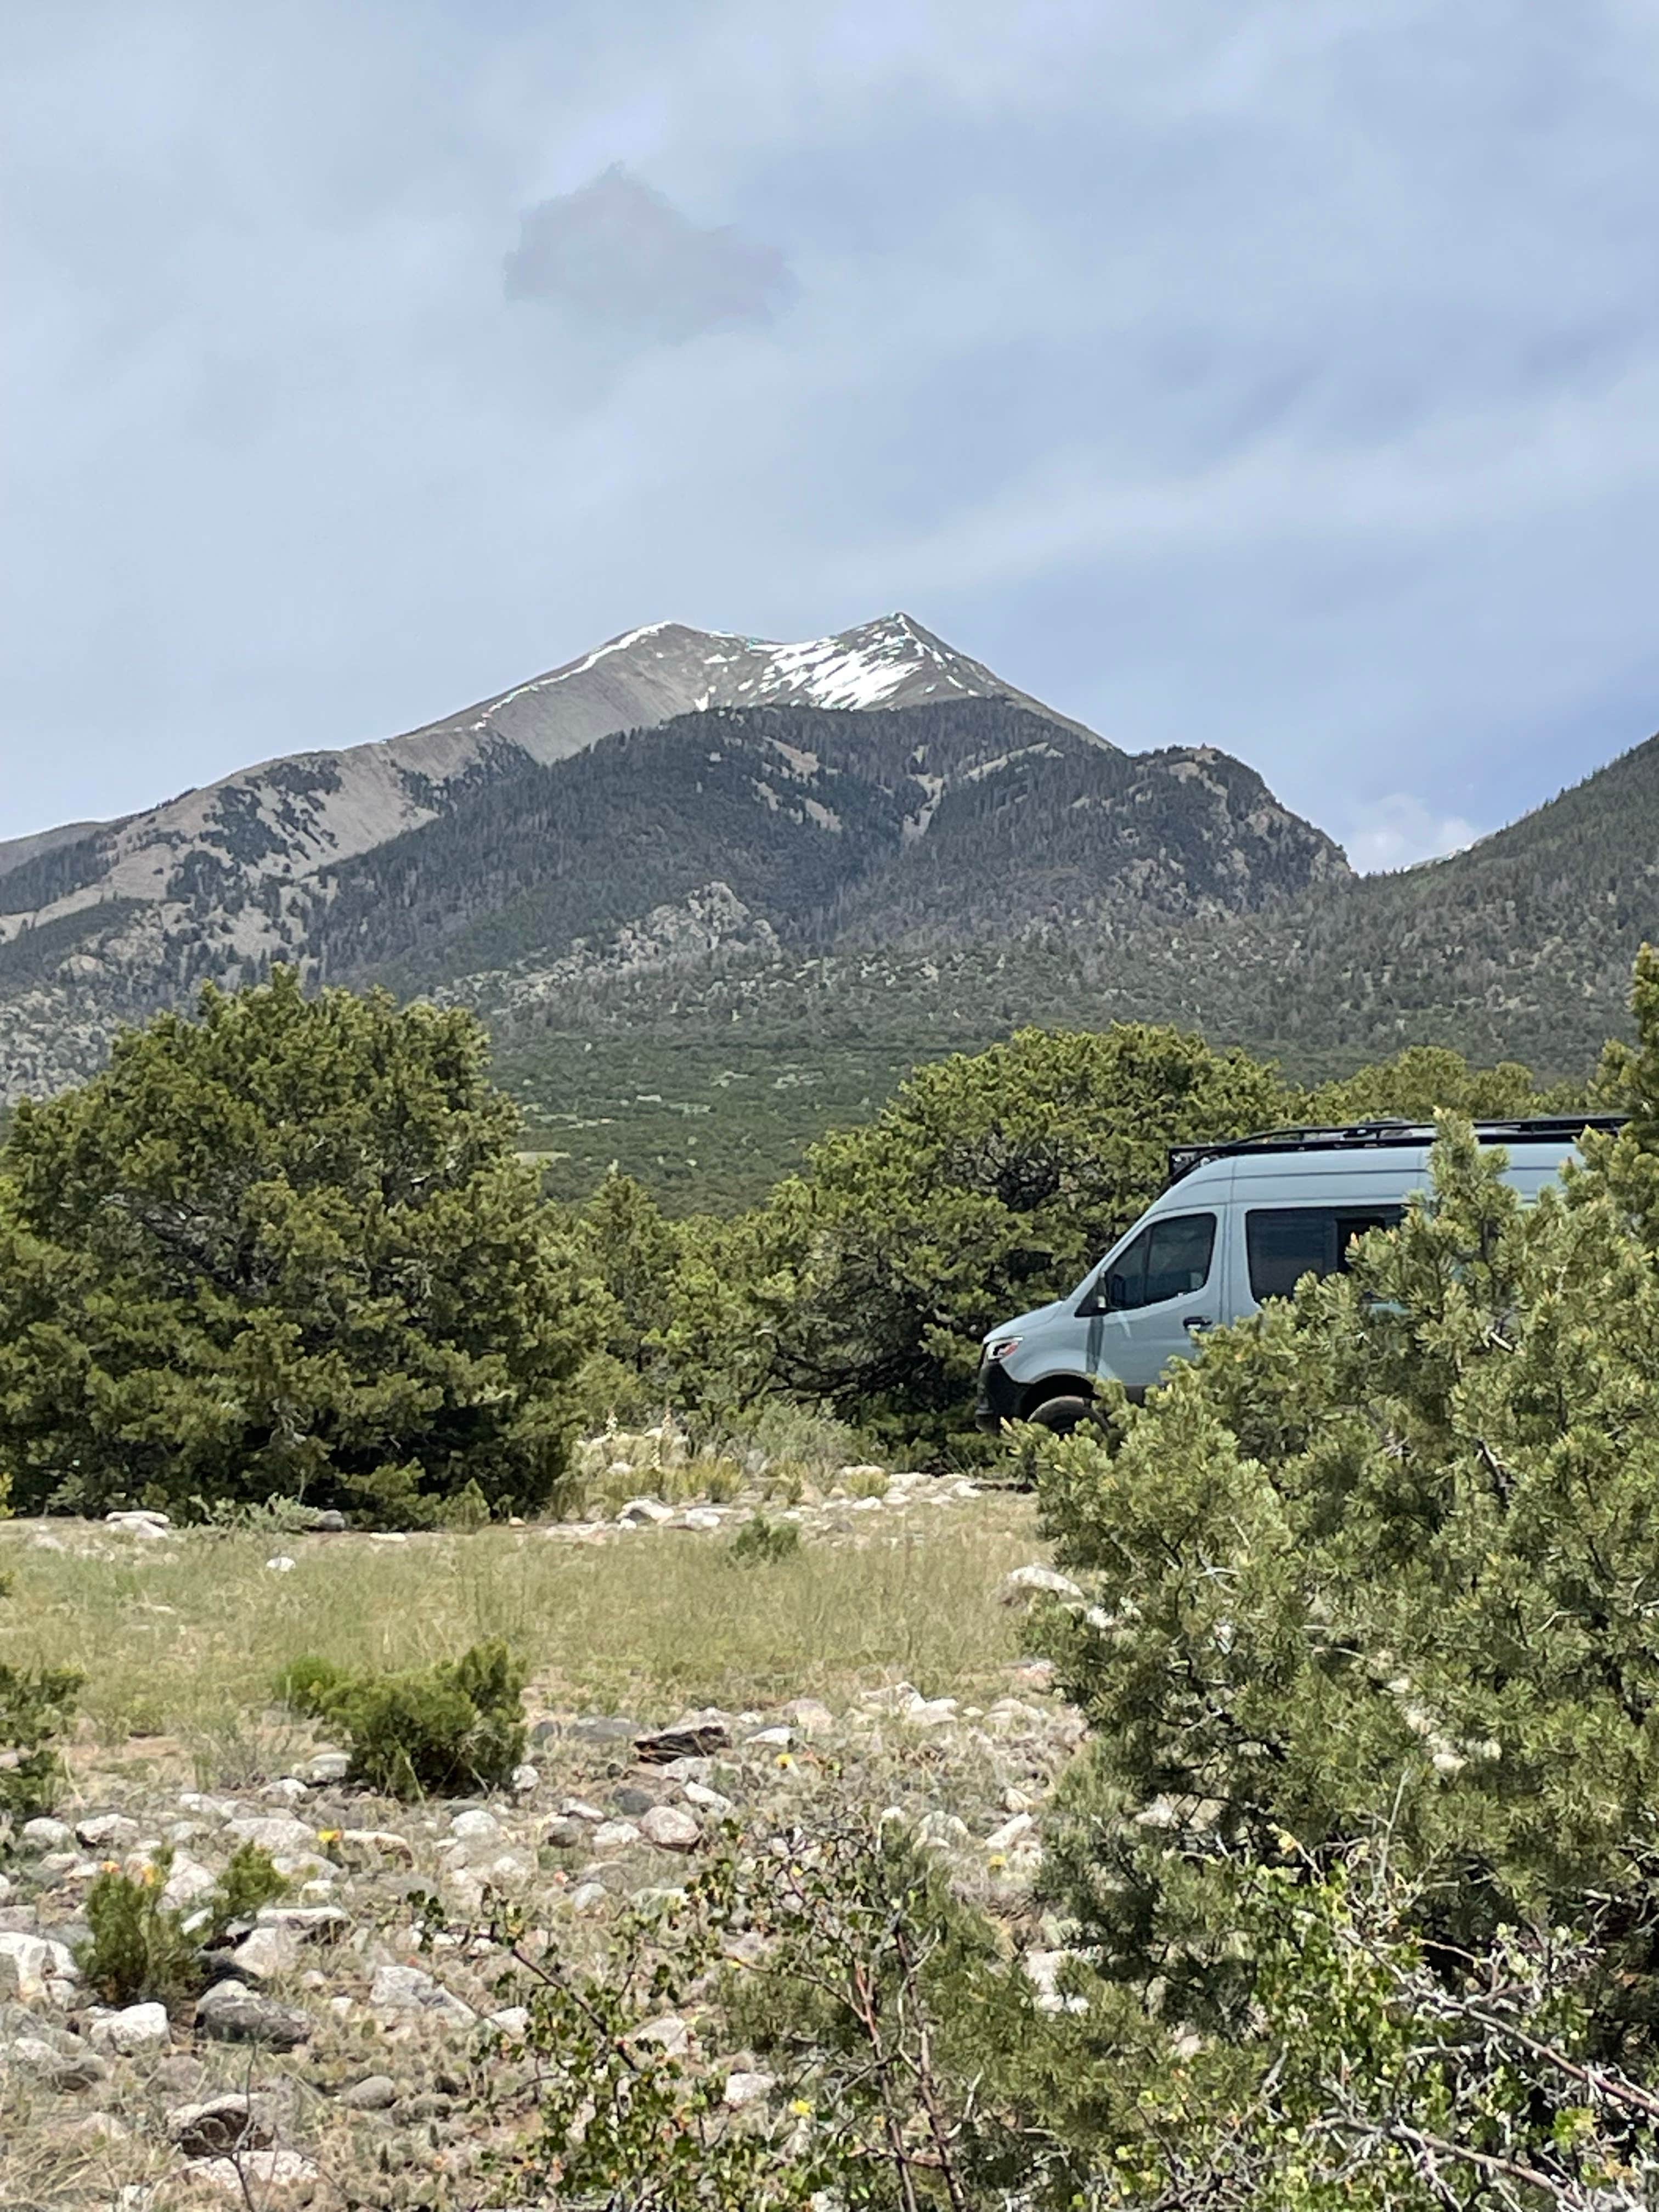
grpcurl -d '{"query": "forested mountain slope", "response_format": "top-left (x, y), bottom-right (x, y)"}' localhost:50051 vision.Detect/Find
top-left (0, 625), bottom-right (1342, 1102)
top-left (310, 698), bottom-right (1345, 1000)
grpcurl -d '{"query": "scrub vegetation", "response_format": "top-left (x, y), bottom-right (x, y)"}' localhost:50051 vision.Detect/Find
top-left (8, 958), bottom-right (1659, 2204)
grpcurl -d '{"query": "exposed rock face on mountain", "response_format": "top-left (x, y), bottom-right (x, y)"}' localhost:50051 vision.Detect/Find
top-left (0, 616), bottom-right (1348, 1103)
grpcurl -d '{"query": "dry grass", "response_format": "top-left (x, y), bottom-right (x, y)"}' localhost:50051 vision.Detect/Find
top-left (0, 1497), bottom-right (1043, 1782)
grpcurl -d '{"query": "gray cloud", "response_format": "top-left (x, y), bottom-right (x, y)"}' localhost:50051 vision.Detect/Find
top-left (504, 165), bottom-right (791, 345)
top-left (4, 1), bottom-right (1659, 866)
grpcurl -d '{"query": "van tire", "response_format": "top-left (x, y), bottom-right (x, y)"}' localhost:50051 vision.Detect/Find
top-left (1027, 1393), bottom-right (1092, 1435)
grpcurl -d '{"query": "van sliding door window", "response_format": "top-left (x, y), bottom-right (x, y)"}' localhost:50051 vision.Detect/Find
top-left (1101, 1213), bottom-right (1216, 1312)
top-left (1245, 1208), bottom-right (1404, 1302)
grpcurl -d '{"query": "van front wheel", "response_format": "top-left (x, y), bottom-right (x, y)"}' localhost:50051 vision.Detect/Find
top-left (1027, 1393), bottom-right (1091, 1436)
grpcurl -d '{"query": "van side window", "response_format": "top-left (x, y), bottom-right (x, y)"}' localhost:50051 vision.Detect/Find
top-left (1100, 1212), bottom-right (1216, 1312)
top-left (1245, 1207), bottom-right (1404, 1301)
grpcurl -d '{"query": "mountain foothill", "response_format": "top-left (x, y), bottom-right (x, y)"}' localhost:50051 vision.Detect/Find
top-left (1, 610), bottom-right (1654, 1185)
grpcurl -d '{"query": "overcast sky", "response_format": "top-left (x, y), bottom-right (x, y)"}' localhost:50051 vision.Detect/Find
top-left (5, 1), bottom-right (1659, 868)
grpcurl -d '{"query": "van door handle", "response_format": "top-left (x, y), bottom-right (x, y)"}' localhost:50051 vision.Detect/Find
top-left (1184, 1315), bottom-right (1214, 1334)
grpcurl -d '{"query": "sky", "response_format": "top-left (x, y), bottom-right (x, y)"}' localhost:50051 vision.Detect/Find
top-left (6, 2), bottom-right (1659, 870)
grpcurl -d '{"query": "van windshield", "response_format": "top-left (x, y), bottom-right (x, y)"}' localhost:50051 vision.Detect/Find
top-left (1245, 1207), bottom-right (1403, 1301)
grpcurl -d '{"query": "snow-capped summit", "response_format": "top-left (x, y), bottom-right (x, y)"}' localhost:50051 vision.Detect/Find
top-left (0, 613), bottom-right (1092, 949)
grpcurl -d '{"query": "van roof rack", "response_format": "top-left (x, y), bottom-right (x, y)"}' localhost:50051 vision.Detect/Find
top-left (1165, 1115), bottom-right (1628, 1187)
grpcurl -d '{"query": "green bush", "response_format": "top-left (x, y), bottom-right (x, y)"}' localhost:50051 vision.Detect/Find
top-left (78, 1842), bottom-right (287, 2006)
top-left (1026, 980), bottom-right (1659, 2050)
top-left (669, 1023), bottom-right (1291, 1457)
top-left (0, 969), bottom-right (592, 1525)
top-left (0, 1572), bottom-right (80, 1832)
top-left (727, 1512), bottom-right (801, 1567)
top-left (279, 1638), bottom-right (528, 1798)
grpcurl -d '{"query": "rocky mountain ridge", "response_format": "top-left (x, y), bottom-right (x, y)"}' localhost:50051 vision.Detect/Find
top-left (0, 619), bottom-right (1346, 1104)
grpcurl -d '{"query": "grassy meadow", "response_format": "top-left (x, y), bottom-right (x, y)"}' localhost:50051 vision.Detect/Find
top-left (0, 1499), bottom-right (1042, 1786)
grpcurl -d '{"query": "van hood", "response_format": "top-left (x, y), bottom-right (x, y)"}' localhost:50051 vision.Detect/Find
top-left (981, 1295), bottom-right (1073, 1347)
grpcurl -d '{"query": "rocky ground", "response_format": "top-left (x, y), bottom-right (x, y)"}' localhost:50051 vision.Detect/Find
top-left (0, 1454), bottom-right (1087, 2209)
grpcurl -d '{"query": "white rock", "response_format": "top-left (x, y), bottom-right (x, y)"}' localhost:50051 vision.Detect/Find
top-left (272, 1852), bottom-right (340, 1882)
top-left (682, 1781), bottom-right (735, 1817)
top-left (188, 2150), bottom-right (318, 2197)
top-left (260, 1778), bottom-right (310, 1806)
top-left (999, 1564), bottom-right (1085, 1606)
top-left (449, 1809), bottom-right (501, 1844)
top-left (264, 1555), bottom-right (297, 1573)
top-left (482, 1850), bottom-right (535, 1887)
top-left (225, 1815), bottom-right (319, 1855)
top-left (5, 2033), bottom-right (108, 2087)
top-left (106, 1509), bottom-right (175, 1538)
top-left (679, 1508), bottom-right (724, 1531)
top-left (568, 1881), bottom-right (609, 1915)
top-left (632, 2012), bottom-right (690, 2055)
top-left (161, 1855), bottom-right (219, 1910)
top-left (618, 1497), bottom-right (675, 1526)
top-left (484, 2005), bottom-right (530, 2038)
top-left (591, 1819), bottom-right (641, 1853)
top-left (860, 1682), bottom-right (923, 1714)
top-left (178, 1793), bottom-right (240, 1821)
top-left (307, 1752), bottom-right (351, 1784)
top-left (561, 1798), bottom-right (607, 1823)
top-left (723, 2069), bottom-right (776, 2109)
top-left (76, 1813), bottom-right (140, 1849)
top-left (904, 1699), bottom-right (960, 1728)
top-left (230, 1926), bottom-right (297, 1982)
top-left (780, 1698), bottom-right (836, 1736)
top-left (257, 1906), bottom-right (349, 1943)
top-left (88, 2002), bottom-right (171, 2055)
top-left (369, 1531), bottom-right (408, 1543)
top-left (985, 1813), bottom-right (1037, 1854)
top-left (747, 1725), bottom-right (793, 1748)
top-left (339, 1827), bottom-right (414, 1863)
top-left (0, 1932), bottom-right (79, 2000)
top-left (19, 1816), bottom-right (72, 1852)
top-left (368, 1963), bottom-right (473, 2022)
top-left (510, 1763), bottom-right (539, 1794)
top-left (639, 1804), bottom-right (701, 1853)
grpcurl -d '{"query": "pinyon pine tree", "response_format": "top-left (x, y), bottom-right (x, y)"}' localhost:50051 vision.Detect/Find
top-left (0, 971), bottom-right (589, 1523)
top-left (1032, 948), bottom-right (1659, 2059)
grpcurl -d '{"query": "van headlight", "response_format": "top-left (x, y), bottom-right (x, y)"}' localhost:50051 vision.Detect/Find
top-left (985, 1336), bottom-right (1022, 1362)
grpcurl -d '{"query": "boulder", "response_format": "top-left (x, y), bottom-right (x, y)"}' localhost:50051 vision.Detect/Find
top-left (18, 1818), bottom-right (72, 1853)
top-left (225, 1815), bottom-right (319, 1856)
top-left (639, 1805), bottom-right (701, 1853)
top-left (188, 2149), bottom-right (318, 2198)
top-left (228, 1926), bottom-right (297, 1982)
top-left (617, 1497), bottom-right (675, 1526)
top-left (195, 1978), bottom-right (311, 2049)
top-left (723, 2069), bottom-right (776, 2109)
top-left (635, 1719), bottom-right (731, 1764)
top-left (5, 2032), bottom-right (108, 2089)
top-left (161, 1857), bottom-right (219, 1910)
top-left (998, 1564), bottom-right (1085, 1607)
top-left (0, 1932), bottom-right (78, 2001)
top-left (75, 1813), bottom-right (140, 1850)
top-left (341, 2072), bottom-right (397, 2111)
top-left (88, 2001), bottom-right (170, 2056)
top-left (368, 1963), bottom-right (472, 2023)
top-left (167, 2090), bottom-right (272, 2158)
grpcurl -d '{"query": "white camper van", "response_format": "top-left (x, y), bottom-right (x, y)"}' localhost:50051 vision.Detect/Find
top-left (974, 1117), bottom-right (1624, 1434)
